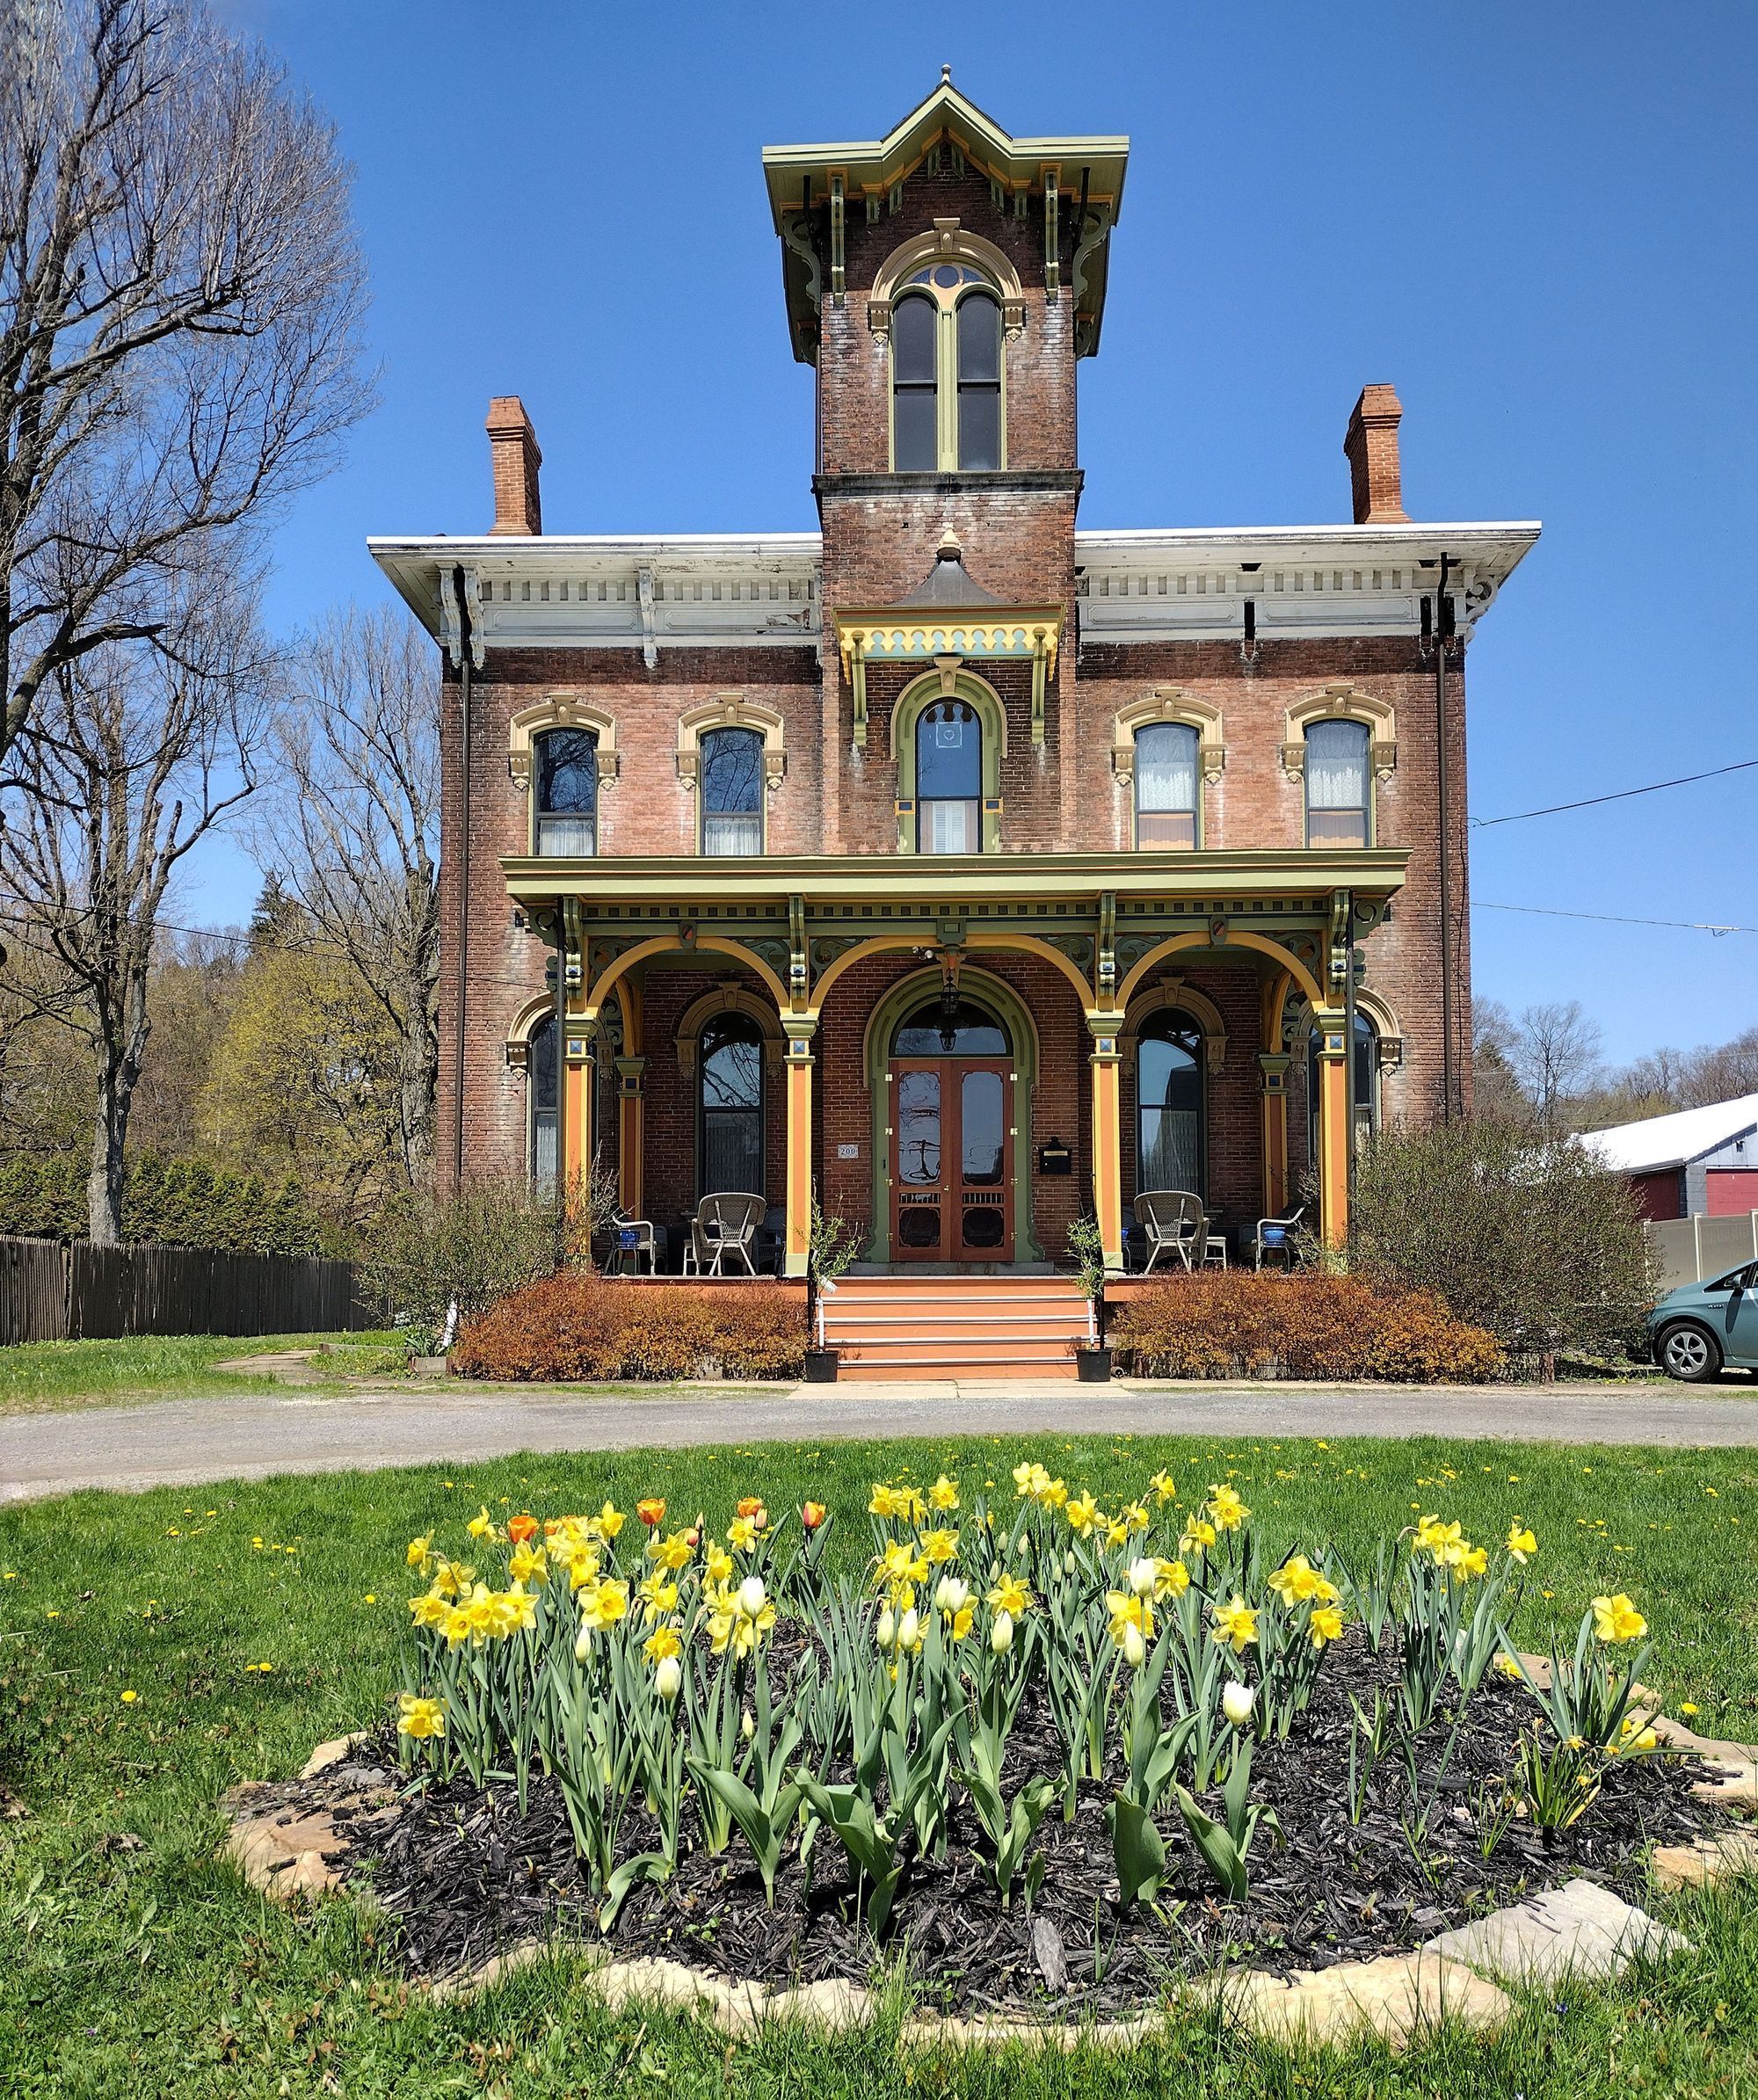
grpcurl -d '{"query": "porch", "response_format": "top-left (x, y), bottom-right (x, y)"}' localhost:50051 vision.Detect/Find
top-left (503, 849), bottom-right (1408, 1280)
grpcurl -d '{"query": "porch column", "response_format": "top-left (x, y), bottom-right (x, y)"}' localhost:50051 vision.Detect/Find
top-left (1086, 1014), bottom-right (1126, 1275)
top-left (563, 1021), bottom-right (595, 1201)
top-left (782, 1017), bottom-right (817, 1278)
top-left (1258, 1053), bottom-right (1290, 1220)
top-left (615, 1057), bottom-right (646, 1217)
top-left (1312, 1011), bottom-right (1350, 1246)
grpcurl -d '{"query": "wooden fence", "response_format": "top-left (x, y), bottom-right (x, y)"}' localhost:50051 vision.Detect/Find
top-left (0, 1236), bottom-right (370, 1344)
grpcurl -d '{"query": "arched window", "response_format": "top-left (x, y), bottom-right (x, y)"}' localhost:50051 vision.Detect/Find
top-left (892, 997), bottom-right (1010, 1057)
top-left (1137, 1010), bottom-right (1205, 1197)
top-left (1308, 1013), bottom-right (1378, 1161)
top-left (1135, 722), bottom-right (1200, 848)
top-left (528, 1012), bottom-right (559, 1194)
top-left (700, 1013), bottom-right (764, 1197)
top-left (891, 293), bottom-right (938, 471)
top-left (889, 265), bottom-right (1005, 471)
top-left (534, 727), bottom-right (598, 856)
top-left (1304, 719), bottom-right (1370, 847)
top-left (916, 699), bottom-right (981, 854)
top-left (956, 291), bottom-right (1002, 469)
top-left (700, 726), bottom-right (763, 855)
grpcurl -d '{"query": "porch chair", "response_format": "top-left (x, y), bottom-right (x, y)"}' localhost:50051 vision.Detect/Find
top-left (1135, 1189), bottom-right (1207, 1274)
top-left (686, 1191), bottom-right (766, 1276)
top-left (1251, 1203), bottom-right (1307, 1270)
top-left (607, 1209), bottom-right (658, 1275)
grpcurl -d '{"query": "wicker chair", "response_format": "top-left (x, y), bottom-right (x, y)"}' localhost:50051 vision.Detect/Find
top-left (1135, 1189), bottom-right (1207, 1274)
top-left (686, 1191), bottom-right (766, 1276)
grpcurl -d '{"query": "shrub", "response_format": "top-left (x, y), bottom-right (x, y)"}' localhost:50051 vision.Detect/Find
top-left (1350, 1120), bottom-right (1655, 1359)
top-left (451, 1273), bottom-right (808, 1382)
top-left (1109, 1272), bottom-right (1503, 1384)
top-left (0, 1150), bottom-right (329, 1254)
top-left (358, 1174), bottom-right (578, 1333)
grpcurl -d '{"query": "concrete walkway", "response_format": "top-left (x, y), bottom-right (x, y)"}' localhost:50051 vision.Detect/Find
top-left (4, 1375), bottom-right (1757, 1503)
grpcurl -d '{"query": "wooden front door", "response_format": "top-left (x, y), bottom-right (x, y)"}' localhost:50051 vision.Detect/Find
top-left (890, 1057), bottom-right (1013, 1261)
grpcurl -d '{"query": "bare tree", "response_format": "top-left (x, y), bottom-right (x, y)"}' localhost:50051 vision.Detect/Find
top-left (0, 0), bottom-right (372, 763)
top-left (1470, 996), bottom-right (1531, 1127)
top-left (1508, 999), bottom-right (1603, 1133)
top-left (251, 604), bottom-right (440, 1184)
top-left (0, 577), bottom-right (272, 1239)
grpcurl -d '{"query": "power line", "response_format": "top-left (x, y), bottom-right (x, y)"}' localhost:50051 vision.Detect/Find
top-left (1475, 900), bottom-right (1755, 937)
top-left (1473, 757), bottom-right (1758, 827)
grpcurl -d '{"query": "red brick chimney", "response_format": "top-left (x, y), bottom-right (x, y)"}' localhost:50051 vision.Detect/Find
top-left (486, 396), bottom-right (542, 534)
top-left (1343, 384), bottom-right (1409, 524)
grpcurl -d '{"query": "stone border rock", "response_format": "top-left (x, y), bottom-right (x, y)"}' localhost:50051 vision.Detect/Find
top-left (222, 1714), bottom-right (1758, 2053)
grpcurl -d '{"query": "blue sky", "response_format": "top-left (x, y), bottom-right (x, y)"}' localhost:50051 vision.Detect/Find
top-left (200, 0), bottom-right (1755, 1066)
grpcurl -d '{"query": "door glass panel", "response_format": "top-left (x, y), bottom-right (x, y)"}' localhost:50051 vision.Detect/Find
top-left (897, 1070), bottom-right (941, 1185)
top-left (961, 1203), bottom-right (1005, 1249)
top-left (962, 1071), bottom-right (1004, 1184)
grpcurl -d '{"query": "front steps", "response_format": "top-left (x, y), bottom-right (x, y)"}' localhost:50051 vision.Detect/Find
top-left (819, 1273), bottom-right (1090, 1381)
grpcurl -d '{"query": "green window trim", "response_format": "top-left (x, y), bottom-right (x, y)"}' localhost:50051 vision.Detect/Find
top-left (890, 673), bottom-right (1006, 854)
top-left (887, 274), bottom-right (1007, 473)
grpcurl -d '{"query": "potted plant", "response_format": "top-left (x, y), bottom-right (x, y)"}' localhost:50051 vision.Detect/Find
top-left (805, 1196), bottom-right (861, 1383)
top-left (1066, 1213), bottom-right (1112, 1381)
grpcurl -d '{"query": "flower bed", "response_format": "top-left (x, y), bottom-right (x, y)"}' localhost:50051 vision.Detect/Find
top-left (1108, 1273), bottom-right (1505, 1383)
top-left (450, 1275), bottom-right (807, 1381)
top-left (303, 1465), bottom-right (1737, 2015)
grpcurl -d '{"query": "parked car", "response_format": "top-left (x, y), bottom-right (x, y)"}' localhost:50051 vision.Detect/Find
top-left (1647, 1261), bottom-right (1758, 1382)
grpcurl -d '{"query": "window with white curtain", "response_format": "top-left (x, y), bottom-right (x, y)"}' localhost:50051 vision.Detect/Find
top-left (1135, 723), bottom-right (1200, 848)
top-left (700, 726), bottom-right (763, 855)
top-left (1304, 720), bottom-right (1370, 847)
top-left (916, 700), bottom-right (982, 854)
top-left (534, 728), bottom-right (598, 855)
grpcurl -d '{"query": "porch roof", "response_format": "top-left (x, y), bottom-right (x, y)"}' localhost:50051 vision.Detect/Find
top-left (501, 847), bottom-right (1407, 910)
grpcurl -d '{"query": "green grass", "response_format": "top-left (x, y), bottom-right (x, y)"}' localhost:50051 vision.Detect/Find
top-left (2, 1429), bottom-right (1756, 2096)
top-left (0, 1331), bottom-right (408, 1415)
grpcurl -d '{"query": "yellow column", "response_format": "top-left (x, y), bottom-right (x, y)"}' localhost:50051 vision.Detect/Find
top-left (615, 1057), bottom-right (645, 1217)
top-left (1313, 1011), bottom-right (1350, 1247)
top-left (782, 1020), bottom-right (817, 1279)
top-left (1258, 1053), bottom-right (1290, 1221)
top-left (1086, 1014), bottom-right (1126, 1275)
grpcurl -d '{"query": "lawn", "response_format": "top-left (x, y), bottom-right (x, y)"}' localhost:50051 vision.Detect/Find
top-left (1, 1429), bottom-right (1755, 2097)
top-left (0, 1331), bottom-right (407, 1416)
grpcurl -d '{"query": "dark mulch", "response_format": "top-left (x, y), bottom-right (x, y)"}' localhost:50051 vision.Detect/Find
top-left (296, 1629), bottom-right (1731, 2019)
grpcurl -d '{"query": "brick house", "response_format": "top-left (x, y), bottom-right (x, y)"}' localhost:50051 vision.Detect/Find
top-left (372, 76), bottom-right (1538, 1330)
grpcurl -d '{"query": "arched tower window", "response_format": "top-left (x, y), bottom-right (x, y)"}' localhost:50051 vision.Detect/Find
top-left (528, 1012), bottom-right (559, 1193)
top-left (1304, 719), bottom-right (1371, 847)
top-left (1137, 1009), bottom-right (1205, 1198)
top-left (1134, 722), bottom-right (1200, 848)
top-left (700, 1013), bottom-right (765, 1197)
top-left (916, 699), bottom-right (981, 854)
top-left (534, 728), bottom-right (598, 856)
top-left (700, 726), bottom-right (763, 855)
top-left (889, 265), bottom-right (1006, 471)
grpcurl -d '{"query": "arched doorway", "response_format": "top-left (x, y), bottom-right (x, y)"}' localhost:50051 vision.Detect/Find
top-left (889, 995), bottom-right (1013, 1261)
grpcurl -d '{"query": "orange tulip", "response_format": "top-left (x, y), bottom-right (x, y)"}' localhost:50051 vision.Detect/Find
top-left (736, 1496), bottom-right (764, 1521)
top-left (803, 1501), bottom-right (827, 1532)
top-left (507, 1514), bottom-right (538, 1546)
top-left (636, 1497), bottom-right (666, 1529)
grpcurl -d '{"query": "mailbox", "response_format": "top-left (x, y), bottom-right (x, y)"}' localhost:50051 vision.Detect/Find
top-left (1037, 1137), bottom-right (1072, 1176)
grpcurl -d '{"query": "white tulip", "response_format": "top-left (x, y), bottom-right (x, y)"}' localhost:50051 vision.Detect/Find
top-left (1223, 1680), bottom-right (1255, 1727)
top-left (654, 1654), bottom-right (682, 1702)
top-left (897, 1608), bottom-right (921, 1651)
top-left (1122, 1621), bottom-right (1147, 1668)
top-left (741, 1710), bottom-right (755, 1741)
top-left (935, 1575), bottom-right (970, 1615)
top-left (991, 1610), bottom-right (1015, 1654)
top-left (737, 1574), bottom-right (766, 1620)
top-left (1064, 1550), bottom-right (1078, 1574)
top-left (573, 1623), bottom-right (592, 1663)
top-left (876, 1606), bottom-right (896, 1650)
top-left (1128, 1556), bottom-right (1158, 1598)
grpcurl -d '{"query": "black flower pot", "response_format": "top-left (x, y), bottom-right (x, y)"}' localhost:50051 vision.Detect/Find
top-left (1076, 1346), bottom-right (1113, 1383)
top-left (803, 1348), bottom-right (839, 1384)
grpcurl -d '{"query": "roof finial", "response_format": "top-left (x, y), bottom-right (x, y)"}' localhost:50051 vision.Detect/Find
top-left (941, 63), bottom-right (953, 84)
top-left (936, 530), bottom-right (963, 563)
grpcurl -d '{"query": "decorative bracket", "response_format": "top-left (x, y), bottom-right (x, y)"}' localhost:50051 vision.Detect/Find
top-left (1042, 171), bottom-right (1060, 301)
top-left (1328, 890), bottom-right (1353, 998)
top-left (1097, 890), bottom-right (1117, 1007)
top-left (849, 634), bottom-right (868, 746)
top-left (439, 566), bottom-right (484, 671)
top-left (1030, 626), bottom-right (1050, 746)
top-left (788, 893), bottom-right (809, 1007)
top-left (636, 566), bottom-right (657, 670)
top-left (829, 175), bottom-right (846, 304)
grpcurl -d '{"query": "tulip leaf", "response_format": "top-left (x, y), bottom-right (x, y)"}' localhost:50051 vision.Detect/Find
top-left (1107, 1792), bottom-right (1167, 1911)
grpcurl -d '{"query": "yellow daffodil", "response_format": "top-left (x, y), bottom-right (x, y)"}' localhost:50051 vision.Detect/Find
top-left (1458, 1544), bottom-right (1488, 1580)
top-left (704, 1544), bottom-right (734, 1586)
top-left (1039, 1478), bottom-right (1069, 1510)
top-left (1211, 1595), bottom-right (1259, 1654)
top-left (1493, 1651), bottom-right (1524, 1681)
top-left (643, 1624), bottom-right (683, 1663)
top-left (396, 1693), bottom-right (446, 1740)
top-left (1507, 1523), bottom-right (1537, 1563)
top-left (406, 1532), bottom-right (433, 1569)
top-left (467, 1506), bottom-right (498, 1542)
top-left (1591, 1592), bottom-right (1647, 1645)
top-left (986, 1572), bottom-right (1034, 1617)
top-left (928, 1473), bottom-right (960, 1511)
top-left (1153, 1558), bottom-right (1191, 1599)
top-left (727, 1515), bottom-right (760, 1551)
top-left (432, 1558), bottom-right (475, 1599)
top-left (1012, 1461), bottom-right (1050, 1500)
top-left (1148, 1469), bottom-right (1177, 1504)
top-left (638, 1575), bottom-right (679, 1621)
top-left (1207, 1484), bottom-right (1249, 1532)
top-left (1180, 1518), bottom-right (1217, 1555)
top-left (1107, 1590), bottom-right (1154, 1666)
top-left (580, 1579), bottom-right (630, 1632)
top-left (1102, 1515), bottom-right (1132, 1551)
top-left (919, 1526), bottom-right (960, 1565)
top-left (507, 1543), bottom-right (548, 1586)
top-left (1064, 1491), bottom-right (1100, 1537)
top-left (408, 1589), bottom-right (450, 1629)
top-left (650, 1529), bottom-right (694, 1572)
top-left (589, 1501), bottom-right (626, 1542)
top-left (1308, 1604), bottom-right (1345, 1647)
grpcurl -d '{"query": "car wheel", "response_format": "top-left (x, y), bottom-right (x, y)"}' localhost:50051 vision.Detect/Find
top-left (1658, 1321), bottom-right (1724, 1384)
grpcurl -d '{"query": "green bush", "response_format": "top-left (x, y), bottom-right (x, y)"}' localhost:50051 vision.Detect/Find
top-left (1109, 1271), bottom-right (1504, 1383)
top-left (451, 1272), bottom-right (808, 1382)
top-left (0, 1151), bottom-right (328, 1255)
top-left (1350, 1120), bottom-right (1655, 1359)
